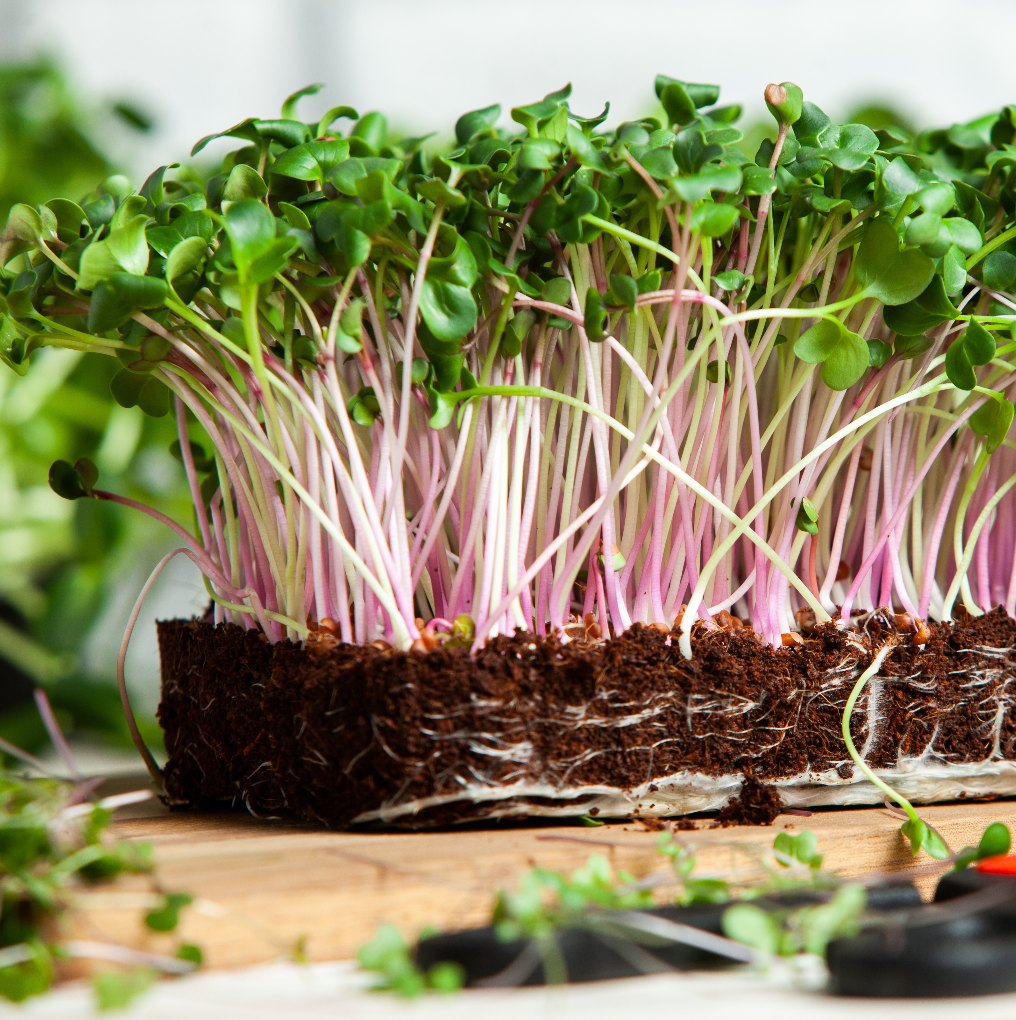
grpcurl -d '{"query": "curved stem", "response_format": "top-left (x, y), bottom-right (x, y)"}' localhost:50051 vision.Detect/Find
top-left (117, 550), bottom-right (189, 789)
top-left (840, 639), bottom-right (916, 822)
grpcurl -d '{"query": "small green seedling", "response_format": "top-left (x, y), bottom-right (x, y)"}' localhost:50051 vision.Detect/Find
top-left (951, 822), bottom-right (1012, 871)
top-left (723, 883), bottom-right (866, 959)
top-left (357, 924), bottom-right (464, 998)
top-left (773, 830), bottom-right (823, 870)
top-left (493, 854), bottom-right (654, 942)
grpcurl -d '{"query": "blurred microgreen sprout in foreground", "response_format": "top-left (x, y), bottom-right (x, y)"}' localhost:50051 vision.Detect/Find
top-left (0, 754), bottom-right (199, 1006)
top-left (359, 820), bottom-right (1013, 997)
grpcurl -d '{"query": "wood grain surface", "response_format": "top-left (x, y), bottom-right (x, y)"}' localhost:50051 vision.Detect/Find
top-left (64, 795), bottom-right (1016, 971)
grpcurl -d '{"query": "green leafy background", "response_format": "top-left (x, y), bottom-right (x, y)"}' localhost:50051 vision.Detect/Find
top-left (0, 59), bottom-right (181, 753)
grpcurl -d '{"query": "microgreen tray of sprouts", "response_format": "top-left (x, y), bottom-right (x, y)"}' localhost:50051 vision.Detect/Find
top-left (2, 79), bottom-right (1015, 710)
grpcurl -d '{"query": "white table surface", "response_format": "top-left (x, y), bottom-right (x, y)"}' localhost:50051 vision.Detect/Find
top-left (14, 957), bottom-right (1016, 1020)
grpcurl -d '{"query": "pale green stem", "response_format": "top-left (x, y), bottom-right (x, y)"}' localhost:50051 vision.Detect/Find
top-left (455, 382), bottom-right (826, 622)
top-left (840, 639), bottom-right (917, 822)
top-left (678, 376), bottom-right (949, 657)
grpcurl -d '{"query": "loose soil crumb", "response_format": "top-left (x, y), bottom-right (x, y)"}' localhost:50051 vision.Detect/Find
top-left (672, 818), bottom-right (702, 831)
top-left (713, 776), bottom-right (784, 827)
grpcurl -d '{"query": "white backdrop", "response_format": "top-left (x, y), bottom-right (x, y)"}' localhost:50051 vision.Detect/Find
top-left (4, 0), bottom-right (1016, 177)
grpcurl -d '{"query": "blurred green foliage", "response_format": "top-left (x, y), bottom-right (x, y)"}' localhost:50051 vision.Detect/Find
top-left (0, 59), bottom-right (181, 753)
top-left (0, 57), bottom-right (145, 219)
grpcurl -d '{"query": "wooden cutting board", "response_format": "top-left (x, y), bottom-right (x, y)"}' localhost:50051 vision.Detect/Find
top-left (64, 795), bottom-right (1016, 971)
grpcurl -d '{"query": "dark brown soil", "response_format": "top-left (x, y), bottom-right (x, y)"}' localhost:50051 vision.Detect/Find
top-left (157, 607), bottom-right (1016, 829)
top-left (714, 776), bottom-right (785, 826)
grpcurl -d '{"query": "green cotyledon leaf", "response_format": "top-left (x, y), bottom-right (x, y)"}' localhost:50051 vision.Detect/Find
top-left (794, 319), bottom-right (869, 390)
top-left (855, 218), bottom-right (935, 306)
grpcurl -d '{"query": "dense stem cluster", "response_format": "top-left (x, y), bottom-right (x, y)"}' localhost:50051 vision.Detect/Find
top-left (2, 79), bottom-right (1015, 653)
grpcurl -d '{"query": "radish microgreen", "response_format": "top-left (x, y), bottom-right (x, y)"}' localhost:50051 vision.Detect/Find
top-left (4, 76), bottom-right (1014, 655)
top-left (841, 638), bottom-right (1012, 862)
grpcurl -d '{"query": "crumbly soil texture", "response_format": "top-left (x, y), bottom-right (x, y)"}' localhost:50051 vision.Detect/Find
top-left (158, 609), bottom-right (1016, 829)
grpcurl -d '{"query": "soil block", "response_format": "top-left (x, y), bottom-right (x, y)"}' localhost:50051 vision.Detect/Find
top-left (157, 607), bottom-right (1016, 828)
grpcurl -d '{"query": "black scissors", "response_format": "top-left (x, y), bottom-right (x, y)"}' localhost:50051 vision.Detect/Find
top-left (414, 880), bottom-right (922, 988)
top-left (826, 854), bottom-right (1016, 998)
